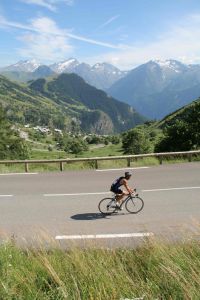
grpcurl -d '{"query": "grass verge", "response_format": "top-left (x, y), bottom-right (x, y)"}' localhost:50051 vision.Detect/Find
top-left (0, 237), bottom-right (199, 299)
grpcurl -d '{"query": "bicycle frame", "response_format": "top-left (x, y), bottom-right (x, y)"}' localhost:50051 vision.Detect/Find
top-left (111, 193), bottom-right (134, 208)
top-left (119, 194), bottom-right (133, 208)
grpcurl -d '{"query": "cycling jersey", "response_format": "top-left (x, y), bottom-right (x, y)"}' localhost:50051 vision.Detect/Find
top-left (110, 176), bottom-right (125, 194)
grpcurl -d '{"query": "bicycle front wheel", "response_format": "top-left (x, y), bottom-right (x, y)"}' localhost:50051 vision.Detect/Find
top-left (125, 196), bottom-right (144, 214)
top-left (98, 198), bottom-right (117, 215)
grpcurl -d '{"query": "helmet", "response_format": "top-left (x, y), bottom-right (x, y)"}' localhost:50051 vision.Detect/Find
top-left (125, 171), bottom-right (132, 177)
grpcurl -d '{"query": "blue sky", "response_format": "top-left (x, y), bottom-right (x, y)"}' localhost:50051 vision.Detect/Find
top-left (1, 0), bottom-right (200, 69)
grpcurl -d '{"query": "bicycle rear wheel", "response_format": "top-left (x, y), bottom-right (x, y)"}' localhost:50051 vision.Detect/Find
top-left (98, 198), bottom-right (117, 215)
top-left (125, 196), bottom-right (144, 214)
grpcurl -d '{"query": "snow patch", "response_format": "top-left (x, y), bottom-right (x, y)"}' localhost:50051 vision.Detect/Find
top-left (9, 59), bottom-right (41, 72)
top-left (153, 59), bottom-right (185, 73)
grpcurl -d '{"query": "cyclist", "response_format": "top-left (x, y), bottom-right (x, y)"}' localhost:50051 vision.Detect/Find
top-left (110, 171), bottom-right (134, 209)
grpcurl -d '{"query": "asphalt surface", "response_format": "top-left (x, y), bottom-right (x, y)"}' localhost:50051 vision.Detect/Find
top-left (0, 162), bottom-right (199, 247)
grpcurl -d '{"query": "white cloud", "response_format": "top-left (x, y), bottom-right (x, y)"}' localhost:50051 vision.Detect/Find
top-left (19, 32), bottom-right (73, 61)
top-left (88, 14), bottom-right (200, 70)
top-left (17, 17), bottom-right (73, 61)
top-left (0, 16), bottom-right (122, 50)
top-left (21, 0), bottom-right (74, 12)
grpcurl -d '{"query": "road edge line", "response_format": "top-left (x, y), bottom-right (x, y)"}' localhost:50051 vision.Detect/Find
top-left (55, 233), bottom-right (154, 240)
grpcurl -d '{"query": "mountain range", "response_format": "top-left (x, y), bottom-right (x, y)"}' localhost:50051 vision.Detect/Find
top-left (108, 59), bottom-right (200, 119)
top-left (0, 59), bottom-right (127, 90)
top-left (1, 58), bottom-right (200, 120)
top-left (0, 73), bottom-right (145, 134)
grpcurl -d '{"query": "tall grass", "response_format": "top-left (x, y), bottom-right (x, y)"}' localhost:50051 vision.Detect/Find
top-left (0, 237), bottom-right (199, 299)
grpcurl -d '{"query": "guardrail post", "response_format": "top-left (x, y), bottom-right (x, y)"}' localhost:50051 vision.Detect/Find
top-left (188, 153), bottom-right (192, 162)
top-left (25, 162), bottom-right (29, 173)
top-left (60, 161), bottom-right (64, 171)
top-left (95, 160), bottom-right (98, 169)
top-left (127, 157), bottom-right (131, 167)
top-left (158, 156), bottom-right (163, 165)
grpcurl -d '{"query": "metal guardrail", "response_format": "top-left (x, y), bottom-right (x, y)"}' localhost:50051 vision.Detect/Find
top-left (0, 150), bottom-right (199, 172)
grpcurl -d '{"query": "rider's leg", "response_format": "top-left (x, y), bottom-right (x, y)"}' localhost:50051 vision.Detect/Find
top-left (116, 191), bottom-right (129, 205)
top-left (115, 193), bottom-right (123, 204)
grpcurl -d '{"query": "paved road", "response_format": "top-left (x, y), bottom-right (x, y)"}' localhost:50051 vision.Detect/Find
top-left (0, 162), bottom-right (199, 246)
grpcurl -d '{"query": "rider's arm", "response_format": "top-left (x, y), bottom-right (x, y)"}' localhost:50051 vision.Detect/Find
top-left (122, 179), bottom-right (133, 194)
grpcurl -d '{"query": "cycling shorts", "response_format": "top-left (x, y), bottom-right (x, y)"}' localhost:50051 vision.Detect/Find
top-left (110, 187), bottom-right (123, 194)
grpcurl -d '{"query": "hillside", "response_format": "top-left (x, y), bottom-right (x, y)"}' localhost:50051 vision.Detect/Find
top-left (0, 75), bottom-right (71, 130)
top-left (29, 73), bottom-right (146, 133)
top-left (120, 98), bottom-right (200, 155)
top-left (0, 75), bottom-right (145, 134)
top-left (0, 66), bottom-right (56, 83)
top-left (108, 60), bottom-right (200, 119)
top-left (154, 98), bottom-right (200, 151)
top-left (157, 97), bottom-right (200, 129)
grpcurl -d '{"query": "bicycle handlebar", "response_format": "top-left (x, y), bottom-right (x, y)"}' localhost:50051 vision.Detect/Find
top-left (129, 189), bottom-right (138, 196)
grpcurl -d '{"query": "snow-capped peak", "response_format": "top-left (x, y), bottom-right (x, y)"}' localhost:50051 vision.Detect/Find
top-left (92, 62), bottom-right (122, 74)
top-left (152, 59), bottom-right (187, 73)
top-left (50, 58), bottom-right (79, 73)
top-left (3, 59), bottom-right (41, 72)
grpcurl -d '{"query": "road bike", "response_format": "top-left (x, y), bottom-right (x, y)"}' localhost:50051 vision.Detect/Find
top-left (98, 189), bottom-right (144, 215)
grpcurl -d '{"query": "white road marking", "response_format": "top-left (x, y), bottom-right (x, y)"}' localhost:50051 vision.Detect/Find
top-left (44, 192), bottom-right (111, 197)
top-left (55, 233), bottom-right (154, 240)
top-left (0, 195), bottom-right (13, 197)
top-left (142, 186), bottom-right (200, 192)
top-left (0, 173), bottom-right (38, 176)
top-left (45, 186), bottom-right (200, 197)
top-left (96, 167), bottom-right (149, 172)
